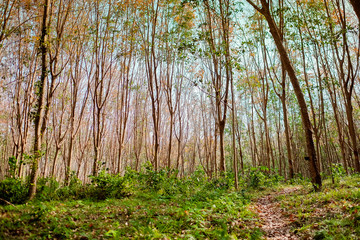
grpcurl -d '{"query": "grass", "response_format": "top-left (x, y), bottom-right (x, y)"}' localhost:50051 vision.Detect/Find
top-left (0, 192), bottom-right (262, 239)
top-left (0, 168), bottom-right (359, 239)
top-left (0, 171), bottom-right (264, 239)
top-left (275, 175), bottom-right (360, 240)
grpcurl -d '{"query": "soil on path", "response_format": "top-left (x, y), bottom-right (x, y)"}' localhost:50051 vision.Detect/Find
top-left (255, 187), bottom-right (300, 240)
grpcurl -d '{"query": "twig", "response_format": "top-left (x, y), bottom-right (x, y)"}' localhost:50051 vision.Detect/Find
top-left (0, 198), bottom-right (18, 209)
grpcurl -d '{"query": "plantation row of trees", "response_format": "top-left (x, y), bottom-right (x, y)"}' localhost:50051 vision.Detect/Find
top-left (0, 0), bottom-right (359, 197)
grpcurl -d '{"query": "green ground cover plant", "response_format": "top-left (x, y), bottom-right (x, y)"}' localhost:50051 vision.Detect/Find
top-left (0, 165), bottom-right (265, 239)
top-left (0, 164), bottom-right (358, 239)
top-left (276, 175), bottom-right (360, 240)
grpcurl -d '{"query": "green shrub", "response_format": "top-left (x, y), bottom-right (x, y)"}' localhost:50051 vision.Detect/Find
top-left (190, 173), bottom-right (234, 202)
top-left (291, 172), bottom-right (310, 185)
top-left (189, 167), bottom-right (207, 186)
top-left (7, 156), bottom-right (18, 178)
top-left (330, 163), bottom-right (346, 183)
top-left (243, 166), bottom-right (286, 188)
top-left (270, 172), bottom-right (285, 185)
top-left (0, 177), bottom-right (28, 204)
top-left (140, 162), bottom-right (167, 191)
top-left (123, 167), bottom-right (141, 183)
top-left (60, 172), bottom-right (88, 200)
top-left (36, 177), bottom-right (60, 201)
top-left (58, 180), bottom-right (87, 200)
top-left (208, 172), bottom-right (234, 190)
top-left (32, 173), bottom-right (89, 201)
top-left (88, 171), bottom-right (130, 200)
top-left (246, 167), bottom-right (267, 189)
top-left (33, 172), bottom-right (131, 202)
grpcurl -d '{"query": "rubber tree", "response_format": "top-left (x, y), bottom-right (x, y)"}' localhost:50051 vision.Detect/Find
top-left (246, 0), bottom-right (322, 191)
top-left (200, 0), bottom-right (232, 173)
top-left (28, 0), bottom-right (50, 200)
top-left (324, 0), bottom-right (360, 173)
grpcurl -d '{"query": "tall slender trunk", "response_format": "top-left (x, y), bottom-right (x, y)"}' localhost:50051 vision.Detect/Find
top-left (28, 0), bottom-right (50, 200)
top-left (51, 147), bottom-right (60, 178)
top-left (247, 0), bottom-right (322, 190)
top-left (144, 1), bottom-right (160, 171)
top-left (218, 121), bottom-right (226, 172)
top-left (281, 93), bottom-right (294, 179)
top-left (65, 90), bottom-right (76, 184)
top-left (345, 94), bottom-right (360, 172)
top-left (231, 79), bottom-right (238, 189)
top-left (324, 0), bottom-right (360, 172)
top-left (167, 115), bottom-right (173, 169)
top-left (235, 116), bottom-right (244, 173)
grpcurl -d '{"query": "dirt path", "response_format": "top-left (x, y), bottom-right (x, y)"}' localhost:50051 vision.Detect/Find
top-left (255, 187), bottom-right (300, 240)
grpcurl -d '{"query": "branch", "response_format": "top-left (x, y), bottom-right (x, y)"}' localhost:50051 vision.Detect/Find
top-left (0, 198), bottom-right (18, 208)
top-left (245, 0), bottom-right (264, 14)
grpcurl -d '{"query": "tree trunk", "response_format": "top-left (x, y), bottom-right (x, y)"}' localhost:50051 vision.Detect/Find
top-left (167, 114), bottom-right (174, 169)
top-left (247, 0), bottom-right (322, 190)
top-left (345, 95), bottom-right (360, 172)
top-left (28, 0), bottom-right (50, 200)
top-left (218, 120), bottom-right (226, 172)
top-left (349, 0), bottom-right (360, 22)
top-left (281, 94), bottom-right (294, 179)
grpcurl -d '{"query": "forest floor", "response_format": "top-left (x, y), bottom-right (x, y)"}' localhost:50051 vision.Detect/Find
top-left (0, 175), bottom-right (359, 239)
top-left (253, 187), bottom-right (300, 240)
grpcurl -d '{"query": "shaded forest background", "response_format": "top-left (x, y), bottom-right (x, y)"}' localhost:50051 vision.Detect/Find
top-left (0, 0), bottom-right (359, 194)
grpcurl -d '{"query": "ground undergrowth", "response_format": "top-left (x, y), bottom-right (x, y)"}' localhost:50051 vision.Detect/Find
top-left (0, 165), bottom-right (359, 239)
top-left (276, 176), bottom-right (360, 240)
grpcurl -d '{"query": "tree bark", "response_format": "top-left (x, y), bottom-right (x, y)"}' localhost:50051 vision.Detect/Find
top-left (349, 0), bottom-right (360, 22)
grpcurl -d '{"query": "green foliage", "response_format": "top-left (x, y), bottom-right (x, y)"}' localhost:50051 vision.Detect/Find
top-left (140, 161), bottom-right (168, 191)
top-left (291, 172), bottom-right (311, 186)
top-left (7, 156), bottom-right (18, 178)
top-left (208, 172), bottom-right (234, 190)
top-left (242, 166), bottom-right (286, 189)
top-left (36, 177), bottom-right (60, 201)
top-left (330, 163), bottom-right (346, 183)
top-left (0, 168), bottom-right (263, 240)
top-left (3, 167), bottom-right (358, 239)
top-left (189, 166), bottom-right (207, 185)
top-left (88, 171), bottom-right (131, 200)
top-left (32, 171), bottom-right (132, 202)
top-left (0, 177), bottom-right (28, 205)
top-left (33, 173), bottom-right (88, 201)
top-left (278, 176), bottom-right (360, 239)
top-left (27, 202), bottom-right (52, 223)
top-left (246, 167), bottom-right (267, 188)
top-left (57, 173), bottom-right (87, 200)
top-left (0, 171), bottom-right (133, 204)
top-left (132, 162), bottom-right (204, 198)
